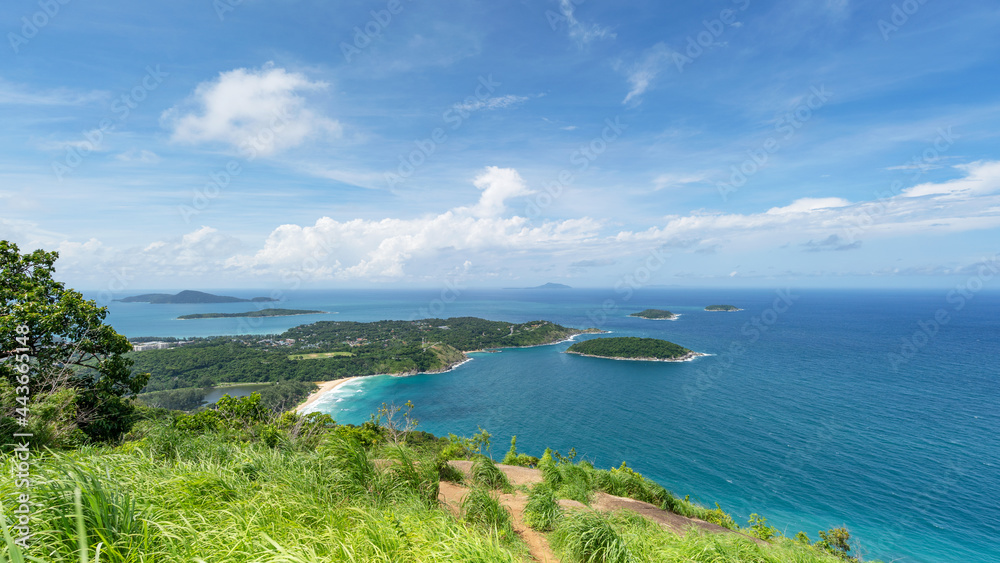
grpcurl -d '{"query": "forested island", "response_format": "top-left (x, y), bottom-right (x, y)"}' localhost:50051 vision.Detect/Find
top-left (132, 317), bottom-right (599, 393)
top-left (705, 304), bottom-right (741, 311)
top-left (629, 309), bottom-right (676, 319)
top-left (177, 308), bottom-right (326, 320)
top-left (566, 336), bottom-right (703, 362)
top-left (118, 290), bottom-right (278, 303)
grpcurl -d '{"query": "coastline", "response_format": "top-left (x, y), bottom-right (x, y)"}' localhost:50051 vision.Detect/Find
top-left (564, 350), bottom-right (708, 363)
top-left (629, 314), bottom-right (681, 321)
top-left (296, 377), bottom-right (359, 413)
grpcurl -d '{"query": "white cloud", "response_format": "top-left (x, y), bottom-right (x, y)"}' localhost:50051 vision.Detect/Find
top-left (623, 43), bottom-right (673, 106)
top-left (162, 63), bottom-right (340, 157)
top-left (653, 172), bottom-right (709, 191)
top-left (115, 149), bottom-right (161, 163)
top-left (766, 197), bottom-right (851, 215)
top-left (558, 0), bottom-right (616, 45)
top-left (226, 166), bottom-right (597, 280)
top-left (452, 94), bottom-right (529, 114)
top-left (902, 160), bottom-right (1000, 198)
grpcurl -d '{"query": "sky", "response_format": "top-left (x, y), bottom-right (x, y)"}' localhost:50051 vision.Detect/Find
top-left (2, 0), bottom-right (1000, 292)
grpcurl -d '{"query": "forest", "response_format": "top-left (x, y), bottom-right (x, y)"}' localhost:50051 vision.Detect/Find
top-left (132, 317), bottom-right (589, 392)
top-left (566, 337), bottom-right (694, 360)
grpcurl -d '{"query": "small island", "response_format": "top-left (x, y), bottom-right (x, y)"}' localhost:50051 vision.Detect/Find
top-left (629, 309), bottom-right (677, 320)
top-left (119, 290), bottom-right (278, 304)
top-left (566, 336), bottom-right (704, 362)
top-left (503, 282), bottom-right (572, 290)
top-left (177, 309), bottom-right (327, 320)
top-left (705, 304), bottom-right (742, 312)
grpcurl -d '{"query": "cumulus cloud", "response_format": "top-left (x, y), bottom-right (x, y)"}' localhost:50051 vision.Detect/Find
top-left (226, 166), bottom-right (598, 280)
top-left (162, 63), bottom-right (340, 157)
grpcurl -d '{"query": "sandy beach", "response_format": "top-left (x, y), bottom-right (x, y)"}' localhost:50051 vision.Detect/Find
top-left (296, 377), bottom-right (358, 413)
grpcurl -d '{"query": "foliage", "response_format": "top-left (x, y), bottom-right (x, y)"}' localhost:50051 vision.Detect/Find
top-left (373, 400), bottom-right (418, 445)
top-left (552, 510), bottom-right (634, 563)
top-left (523, 484), bottom-right (562, 532)
top-left (566, 337), bottom-right (693, 360)
top-left (0, 240), bottom-right (148, 445)
top-left (131, 317), bottom-right (587, 390)
top-left (747, 513), bottom-right (779, 541)
top-left (470, 455), bottom-right (512, 492)
top-left (816, 527), bottom-right (855, 560)
top-left (461, 487), bottom-right (515, 542)
top-left (501, 435), bottom-right (539, 467)
top-left (628, 309), bottom-right (675, 319)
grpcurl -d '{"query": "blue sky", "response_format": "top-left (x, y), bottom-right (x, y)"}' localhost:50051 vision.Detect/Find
top-left (2, 0), bottom-right (1000, 291)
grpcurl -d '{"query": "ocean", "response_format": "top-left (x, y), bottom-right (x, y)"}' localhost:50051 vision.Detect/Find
top-left (93, 287), bottom-right (1000, 563)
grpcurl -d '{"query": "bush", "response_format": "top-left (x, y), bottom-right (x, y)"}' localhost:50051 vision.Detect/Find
top-left (523, 484), bottom-right (562, 531)
top-left (552, 510), bottom-right (633, 563)
top-left (470, 455), bottom-right (512, 492)
top-left (461, 487), bottom-right (514, 541)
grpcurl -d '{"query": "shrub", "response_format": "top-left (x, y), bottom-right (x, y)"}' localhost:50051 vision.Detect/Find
top-left (552, 510), bottom-right (633, 563)
top-left (461, 487), bottom-right (515, 541)
top-left (470, 455), bottom-right (511, 492)
top-left (523, 484), bottom-right (562, 531)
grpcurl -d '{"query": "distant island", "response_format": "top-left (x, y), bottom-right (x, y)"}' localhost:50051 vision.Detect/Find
top-left (118, 290), bottom-right (278, 304)
top-left (705, 304), bottom-right (741, 312)
top-left (566, 336), bottom-right (704, 362)
top-left (177, 308), bottom-right (327, 320)
top-left (629, 309), bottom-right (676, 320)
top-left (503, 282), bottom-right (572, 289)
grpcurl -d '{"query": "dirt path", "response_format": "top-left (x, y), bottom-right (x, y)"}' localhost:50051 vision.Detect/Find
top-left (440, 461), bottom-right (761, 562)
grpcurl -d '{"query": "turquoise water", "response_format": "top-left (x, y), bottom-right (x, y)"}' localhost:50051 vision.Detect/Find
top-left (95, 288), bottom-right (1000, 563)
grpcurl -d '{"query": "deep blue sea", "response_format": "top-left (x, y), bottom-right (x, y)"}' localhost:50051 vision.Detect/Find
top-left (91, 288), bottom-right (1000, 563)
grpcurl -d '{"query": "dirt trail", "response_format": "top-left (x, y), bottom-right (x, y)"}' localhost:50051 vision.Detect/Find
top-left (440, 461), bottom-right (760, 562)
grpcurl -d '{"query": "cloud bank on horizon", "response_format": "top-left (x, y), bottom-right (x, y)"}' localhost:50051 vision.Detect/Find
top-left (1, 0), bottom-right (999, 289)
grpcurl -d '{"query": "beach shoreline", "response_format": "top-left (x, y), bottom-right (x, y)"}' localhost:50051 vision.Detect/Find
top-left (296, 377), bottom-right (359, 413)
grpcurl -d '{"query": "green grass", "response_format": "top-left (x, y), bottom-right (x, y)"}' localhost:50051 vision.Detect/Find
top-left (470, 455), bottom-right (512, 492)
top-left (460, 487), bottom-right (516, 542)
top-left (523, 484), bottom-right (562, 532)
top-left (287, 351), bottom-right (354, 360)
top-left (552, 510), bottom-right (634, 563)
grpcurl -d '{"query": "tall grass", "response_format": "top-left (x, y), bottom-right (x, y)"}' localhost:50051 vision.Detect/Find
top-left (523, 484), bottom-right (562, 532)
top-left (470, 455), bottom-right (512, 492)
top-left (460, 487), bottom-right (515, 542)
top-left (551, 510), bottom-right (634, 563)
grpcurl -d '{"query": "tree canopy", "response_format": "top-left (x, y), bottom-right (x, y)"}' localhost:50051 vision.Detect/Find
top-left (1, 240), bottom-right (148, 445)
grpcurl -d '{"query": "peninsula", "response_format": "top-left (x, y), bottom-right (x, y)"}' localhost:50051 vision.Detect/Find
top-left (131, 317), bottom-right (602, 388)
top-left (705, 304), bottom-right (741, 311)
top-left (118, 290), bottom-right (278, 304)
top-left (629, 309), bottom-right (677, 320)
top-left (566, 336), bottom-right (704, 362)
top-left (177, 308), bottom-right (327, 320)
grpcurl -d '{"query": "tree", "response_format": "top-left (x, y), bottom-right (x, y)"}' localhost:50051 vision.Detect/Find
top-left (1, 241), bottom-right (148, 445)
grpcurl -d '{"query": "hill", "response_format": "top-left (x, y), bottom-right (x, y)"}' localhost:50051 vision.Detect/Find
top-left (118, 290), bottom-right (278, 303)
top-left (629, 309), bottom-right (676, 319)
top-left (705, 304), bottom-right (741, 311)
top-left (504, 282), bottom-right (572, 289)
top-left (566, 336), bottom-right (701, 361)
top-left (177, 308), bottom-right (326, 319)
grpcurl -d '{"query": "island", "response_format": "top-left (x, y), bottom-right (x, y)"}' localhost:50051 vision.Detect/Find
top-left (629, 309), bottom-right (676, 320)
top-left (131, 317), bottom-right (603, 388)
top-left (177, 308), bottom-right (327, 320)
top-left (705, 304), bottom-right (742, 311)
top-left (503, 282), bottom-right (572, 289)
top-left (565, 336), bottom-right (704, 362)
top-left (118, 290), bottom-right (278, 304)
